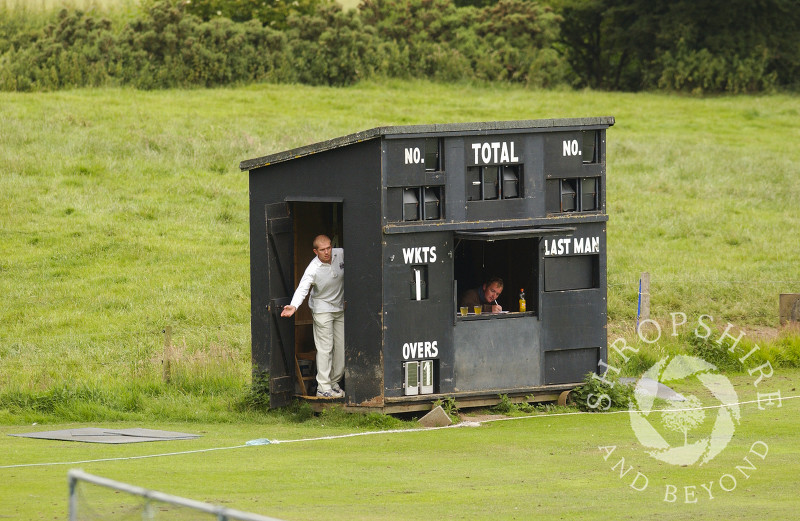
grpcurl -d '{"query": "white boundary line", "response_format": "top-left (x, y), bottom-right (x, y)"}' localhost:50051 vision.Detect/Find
top-left (2, 394), bottom-right (797, 469)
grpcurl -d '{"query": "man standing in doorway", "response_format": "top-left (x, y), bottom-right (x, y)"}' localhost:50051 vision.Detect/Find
top-left (280, 235), bottom-right (345, 398)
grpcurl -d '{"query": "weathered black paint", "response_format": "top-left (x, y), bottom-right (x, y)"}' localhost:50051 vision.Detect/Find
top-left (382, 231), bottom-right (454, 397)
top-left (241, 118), bottom-right (614, 409)
top-left (264, 202), bottom-right (294, 408)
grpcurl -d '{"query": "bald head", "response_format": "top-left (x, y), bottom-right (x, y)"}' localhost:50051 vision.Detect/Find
top-left (313, 235), bottom-right (333, 263)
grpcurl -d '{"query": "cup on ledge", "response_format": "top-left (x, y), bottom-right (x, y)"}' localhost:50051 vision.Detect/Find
top-left (474, 306), bottom-right (482, 315)
top-left (459, 306), bottom-right (468, 317)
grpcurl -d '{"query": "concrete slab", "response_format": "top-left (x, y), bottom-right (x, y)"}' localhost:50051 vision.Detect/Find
top-left (9, 427), bottom-right (201, 444)
top-left (418, 406), bottom-right (453, 428)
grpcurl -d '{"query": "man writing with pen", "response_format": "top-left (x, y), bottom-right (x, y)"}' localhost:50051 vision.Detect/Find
top-left (459, 276), bottom-right (504, 313)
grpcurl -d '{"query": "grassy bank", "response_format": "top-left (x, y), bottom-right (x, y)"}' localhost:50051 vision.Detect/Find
top-left (1, 82), bottom-right (799, 419)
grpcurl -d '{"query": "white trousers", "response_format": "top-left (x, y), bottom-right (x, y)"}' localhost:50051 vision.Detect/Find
top-left (312, 310), bottom-right (345, 391)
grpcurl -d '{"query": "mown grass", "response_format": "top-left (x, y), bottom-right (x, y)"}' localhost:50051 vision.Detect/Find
top-left (1, 370), bottom-right (798, 520)
top-left (1, 82), bottom-right (799, 422)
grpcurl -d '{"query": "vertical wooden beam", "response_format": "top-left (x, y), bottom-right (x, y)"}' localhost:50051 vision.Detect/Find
top-left (779, 294), bottom-right (800, 326)
top-left (163, 326), bottom-right (172, 384)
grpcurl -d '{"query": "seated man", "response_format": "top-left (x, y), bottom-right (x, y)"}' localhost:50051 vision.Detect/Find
top-left (459, 277), bottom-right (504, 313)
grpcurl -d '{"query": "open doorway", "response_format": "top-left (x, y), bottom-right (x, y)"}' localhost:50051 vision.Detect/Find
top-left (289, 201), bottom-right (344, 397)
top-left (453, 237), bottom-right (539, 315)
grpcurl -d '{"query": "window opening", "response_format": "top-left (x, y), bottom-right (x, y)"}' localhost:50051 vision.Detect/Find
top-left (402, 186), bottom-right (442, 222)
top-left (546, 177), bottom-right (600, 214)
top-left (453, 237), bottom-right (538, 315)
top-left (467, 167), bottom-right (482, 201)
top-left (582, 130), bottom-right (600, 164)
top-left (581, 177), bottom-right (598, 211)
top-left (503, 166), bottom-right (520, 199)
top-left (404, 360), bottom-right (435, 395)
top-left (467, 165), bottom-right (523, 201)
top-left (425, 138), bottom-right (443, 172)
top-left (483, 166), bottom-right (499, 200)
top-left (403, 188), bottom-right (420, 221)
top-left (544, 254), bottom-right (599, 291)
top-left (410, 265), bottom-right (429, 300)
top-left (560, 179), bottom-right (577, 212)
top-left (424, 187), bottom-right (441, 220)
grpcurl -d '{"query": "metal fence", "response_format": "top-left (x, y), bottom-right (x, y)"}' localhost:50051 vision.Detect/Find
top-left (68, 469), bottom-right (285, 521)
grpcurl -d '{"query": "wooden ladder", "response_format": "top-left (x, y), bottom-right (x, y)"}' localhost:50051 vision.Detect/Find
top-left (294, 350), bottom-right (316, 396)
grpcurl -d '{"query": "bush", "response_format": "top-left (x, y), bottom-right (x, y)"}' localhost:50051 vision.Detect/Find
top-left (359, 0), bottom-right (467, 79)
top-left (685, 332), bottom-right (746, 373)
top-left (490, 393), bottom-right (516, 414)
top-left (571, 371), bottom-right (634, 412)
top-left (489, 394), bottom-right (539, 414)
top-left (0, 8), bottom-right (117, 91)
top-left (0, 0), bottom-right (292, 91)
top-left (657, 39), bottom-right (777, 95)
top-left (0, 0), bottom-right (793, 92)
top-left (117, 1), bottom-right (290, 89)
top-left (0, 5), bottom-right (52, 55)
top-left (432, 395), bottom-right (460, 422)
top-left (184, 0), bottom-right (325, 29)
top-left (360, 0), bottom-right (569, 84)
top-left (285, 3), bottom-right (379, 86)
top-left (469, 0), bottom-right (565, 84)
top-left (765, 331), bottom-right (800, 368)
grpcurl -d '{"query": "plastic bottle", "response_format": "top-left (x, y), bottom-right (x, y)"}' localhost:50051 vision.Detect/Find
top-left (519, 288), bottom-right (526, 313)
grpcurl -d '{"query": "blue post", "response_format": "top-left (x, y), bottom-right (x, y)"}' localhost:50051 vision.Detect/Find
top-left (636, 277), bottom-right (642, 333)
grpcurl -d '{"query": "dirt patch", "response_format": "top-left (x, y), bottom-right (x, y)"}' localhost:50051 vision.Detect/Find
top-left (607, 321), bottom-right (795, 344)
top-left (739, 325), bottom-right (780, 342)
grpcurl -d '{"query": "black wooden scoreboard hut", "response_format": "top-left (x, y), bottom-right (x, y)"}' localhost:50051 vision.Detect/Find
top-left (240, 117), bottom-right (615, 412)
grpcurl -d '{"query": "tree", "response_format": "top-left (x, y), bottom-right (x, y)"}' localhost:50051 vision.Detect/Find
top-left (556, 0), bottom-right (800, 92)
top-left (184, 0), bottom-right (327, 30)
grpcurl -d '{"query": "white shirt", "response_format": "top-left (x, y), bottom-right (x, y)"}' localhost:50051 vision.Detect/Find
top-left (290, 248), bottom-right (344, 313)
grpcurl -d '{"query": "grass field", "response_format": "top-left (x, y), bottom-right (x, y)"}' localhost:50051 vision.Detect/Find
top-left (1, 370), bottom-right (798, 520)
top-left (0, 83), bottom-right (799, 521)
top-left (2, 83), bottom-right (799, 404)
top-left (2, 5), bottom-right (800, 521)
